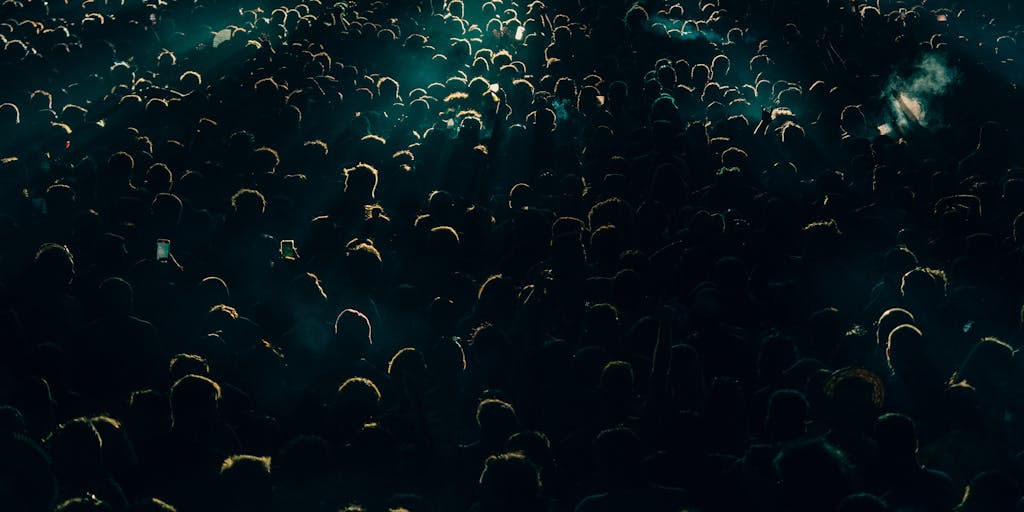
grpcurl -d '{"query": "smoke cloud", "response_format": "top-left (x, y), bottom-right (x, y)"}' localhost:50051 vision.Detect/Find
top-left (884, 53), bottom-right (959, 131)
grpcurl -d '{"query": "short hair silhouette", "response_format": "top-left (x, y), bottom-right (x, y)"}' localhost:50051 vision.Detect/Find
top-left (774, 440), bottom-right (853, 512)
top-left (476, 398), bottom-right (518, 442)
top-left (478, 452), bottom-right (541, 511)
top-left (0, 434), bottom-right (55, 512)
top-left (230, 188), bottom-right (267, 217)
top-left (169, 374), bottom-right (222, 428)
top-left (272, 435), bottom-right (332, 485)
top-left (876, 308), bottom-right (915, 348)
top-left (334, 309), bottom-right (373, 359)
top-left (344, 163), bottom-right (380, 198)
top-left (766, 389), bottom-right (809, 442)
top-left (886, 324), bottom-right (925, 371)
top-left (957, 471), bottom-right (1019, 512)
top-left (219, 455), bottom-right (272, 511)
top-left (873, 413), bottom-right (918, 458)
top-left (169, 354), bottom-right (210, 381)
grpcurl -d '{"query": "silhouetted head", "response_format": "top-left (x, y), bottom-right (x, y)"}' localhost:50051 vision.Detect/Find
top-left (230, 188), bottom-right (266, 223)
top-left (387, 347), bottom-right (427, 386)
top-left (333, 309), bottom-right (373, 361)
top-left (599, 360), bottom-right (634, 403)
top-left (509, 183), bottom-right (536, 210)
top-left (766, 389), bottom-right (809, 443)
top-left (334, 377), bottom-right (382, 428)
top-left (288, 272), bottom-right (328, 310)
top-left (840, 105), bottom-right (867, 135)
top-left (593, 427), bottom-right (643, 487)
top-left (151, 193), bottom-right (182, 226)
top-left (47, 417), bottom-right (103, 481)
top-left (873, 413), bottom-right (917, 463)
top-left (427, 337), bottom-right (466, 383)
top-left (272, 435), bottom-right (332, 486)
top-left (469, 323), bottom-right (510, 370)
top-left (876, 308), bottom-right (915, 348)
top-left (144, 164), bottom-right (174, 194)
top-left (900, 267), bottom-right (947, 307)
top-left (476, 398), bottom-right (518, 447)
top-left (168, 354), bottom-right (210, 383)
top-left (195, 276), bottom-right (230, 311)
top-left (960, 472), bottom-right (1019, 512)
top-left (344, 163), bottom-right (379, 199)
top-left (476, 275), bottom-right (515, 323)
top-left (478, 452), bottom-right (541, 511)
top-left (169, 374), bottom-right (221, 430)
top-left (774, 440), bottom-right (854, 512)
top-left (97, 277), bottom-right (133, 318)
top-left (345, 241), bottom-right (383, 290)
top-left (0, 434), bottom-right (55, 512)
top-left (0, 102), bottom-right (20, 127)
top-left (0, 406), bottom-right (27, 435)
top-left (886, 323), bottom-right (926, 373)
top-left (33, 243), bottom-right (75, 292)
top-left (218, 455), bottom-right (272, 512)
top-left (952, 337), bottom-right (1014, 392)
top-left (506, 431), bottom-right (553, 470)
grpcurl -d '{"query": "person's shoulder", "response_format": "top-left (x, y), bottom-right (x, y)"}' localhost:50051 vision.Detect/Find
top-left (919, 466), bottom-right (954, 488)
top-left (742, 442), bottom-right (780, 467)
top-left (127, 314), bottom-right (156, 330)
top-left (574, 492), bottom-right (609, 512)
top-left (648, 483), bottom-right (690, 504)
top-left (518, 207), bottom-right (556, 222)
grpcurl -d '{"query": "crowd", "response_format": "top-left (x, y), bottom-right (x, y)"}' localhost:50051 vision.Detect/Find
top-left (1, 0), bottom-right (1023, 510)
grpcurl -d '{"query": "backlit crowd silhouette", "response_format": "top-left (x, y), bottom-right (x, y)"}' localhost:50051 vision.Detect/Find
top-left (1, 0), bottom-right (1024, 510)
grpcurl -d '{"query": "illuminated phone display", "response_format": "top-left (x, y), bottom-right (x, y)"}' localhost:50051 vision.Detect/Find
top-left (280, 239), bottom-right (297, 259)
top-left (156, 239), bottom-right (171, 261)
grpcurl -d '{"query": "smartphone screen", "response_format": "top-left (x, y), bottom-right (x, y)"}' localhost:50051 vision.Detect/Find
top-left (489, 83), bottom-right (500, 93)
top-left (156, 239), bottom-right (171, 261)
top-left (515, 25), bottom-right (525, 41)
top-left (280, 239), bottom-right (297, 259)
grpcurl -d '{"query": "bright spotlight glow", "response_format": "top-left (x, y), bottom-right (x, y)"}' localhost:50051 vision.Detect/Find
top-left (893, 92), bottom-right (925, 127)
